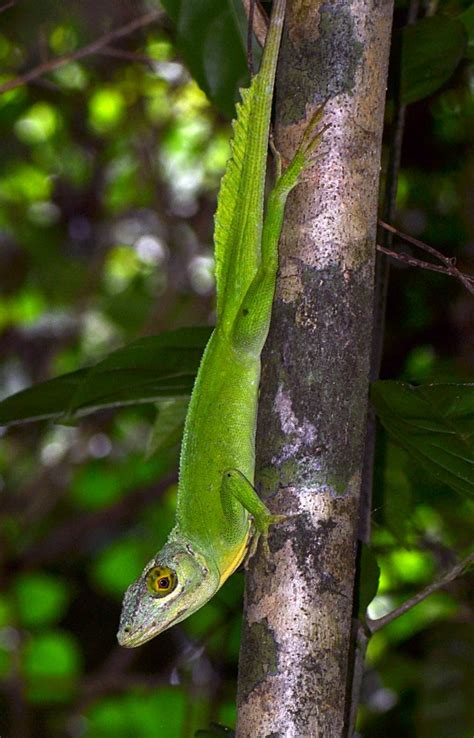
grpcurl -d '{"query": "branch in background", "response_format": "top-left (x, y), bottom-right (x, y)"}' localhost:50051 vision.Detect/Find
top-left (0, 1), bottom-right (16, 14)
top-left (0, 10), bottom-right (163, 96)
top-left (367, 550), bottom-right (474, 634)
top-left (369, 0), bottom-right (420, 381)
top-left (97, 46), bottom-right (159, 70)
top-left (377, 245), bottom-right (474, 292)
top-left (379, 220), bottom-right (474, 295)
top-left (22, 473), bottom-right (177, 567)
top-left (360, 0), bottom-right (421, 541)
top-left (241, 0), bottom-right (269, 49)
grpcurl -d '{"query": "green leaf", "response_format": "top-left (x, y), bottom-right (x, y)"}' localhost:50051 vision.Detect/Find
top-left (68, 326), bottom-right (210, 415)
top-left (86, 689), bottom-right (187, 738)
top-left (160, 0), bottom-right (249, 118)
top-left (0, 327), bottom-right (211, 426)
top-left (146, 397), bottom-right (189, 458)
top-left (24, 630), bottom-right (81, 703)
top-left (401, 16), bottom-right (467, 105)
top-left (0, 369), bottom-right (88, 426)
top-left (383, 442), bottom-right (413, 543)
top-left (357, 544), bottom-right (380, 618)
top-left (14, 573), bottom-right (70, 628)
top-left (91, 537), bottom-right (151, 599)
top-left (371, 381), bottom-right (474, 497)
top-left (459, 4), bottom-right (474, 59)
top-left (24, 631), bottom-right (81, 679)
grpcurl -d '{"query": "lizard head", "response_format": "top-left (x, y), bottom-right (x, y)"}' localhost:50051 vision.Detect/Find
top-left (117, 539), bottom-right (219, 647)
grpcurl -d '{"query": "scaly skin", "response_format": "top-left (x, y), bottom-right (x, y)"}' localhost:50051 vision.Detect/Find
top-left (118, 0), bottom-right (324, 647)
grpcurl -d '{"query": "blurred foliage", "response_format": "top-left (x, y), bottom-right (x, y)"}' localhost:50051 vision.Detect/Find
top-left (0, 1), bottom-right (473, 737)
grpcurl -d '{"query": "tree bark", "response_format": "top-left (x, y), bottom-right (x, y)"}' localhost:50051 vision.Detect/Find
top-left (236, 1), bottom-right (393, 736)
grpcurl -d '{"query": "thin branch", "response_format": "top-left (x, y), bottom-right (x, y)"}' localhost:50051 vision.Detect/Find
top-left (97, 46), bottom-right (159, 68)
top-left (377, 244), bottom-right (474, 291)
top-left (0, 10), bottom-right (162, 96)
top-left (367, 550), bottom-right (474, 634)
top-left (241, 0), bottom-right (269, 49)
top-left (379, 220), bottom-right (474, 295)
top-left (22, 473), bottom-right (177, 567)
top-left (0, 1), bottom-right (16, 14)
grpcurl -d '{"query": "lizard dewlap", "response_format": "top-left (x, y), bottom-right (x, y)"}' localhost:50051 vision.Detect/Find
top-left (117, 0), bottom-right (325, 647)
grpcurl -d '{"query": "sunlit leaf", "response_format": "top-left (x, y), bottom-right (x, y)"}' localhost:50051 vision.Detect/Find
top-left (85, 689), bottom-right (187, 737)
top-left (24, 631), bottom-right (81, 703)
top-left (91, 537), bottom-right (151, 598)
top-left (401, 16), bottom-right (467, 104)
top-left (53, 62), bottom-right (87, 90)
top-left (71, 462), bottom-right (127, 510)
top-left (49, 25), bottom-right (78, 54)
top-left (14, 102), bottom-right (59, 144)
top-left (0, 163), bottom-right (52, 202)
top-left (371, 381), bottom-right (474, 496)
top-left (24, 631), bottom-right (81, 678)
top-left (14, 573), bottom-right (70, 627)
top-left (71, 454), bottom-right (168, 510)
top-left (88, 87), bottom-right (126, 133)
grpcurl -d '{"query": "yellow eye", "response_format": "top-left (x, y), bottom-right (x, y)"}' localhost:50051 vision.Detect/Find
top-left (145, 566), bottom-right (177, 597)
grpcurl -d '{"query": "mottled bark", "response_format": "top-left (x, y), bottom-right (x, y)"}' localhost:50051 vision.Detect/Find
top-left (236, 1), bottom-right (393, 736)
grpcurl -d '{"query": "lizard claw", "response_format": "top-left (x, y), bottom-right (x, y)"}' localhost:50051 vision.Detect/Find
top-left (298, 100), bottom-right (330, 161)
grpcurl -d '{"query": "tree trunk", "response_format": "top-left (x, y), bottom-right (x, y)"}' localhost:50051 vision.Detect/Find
top-left (236, 1), bottom-right (393, 736)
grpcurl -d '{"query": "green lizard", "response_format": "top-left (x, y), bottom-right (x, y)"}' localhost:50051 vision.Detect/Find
top-left (118, 0), bottom-right (324, 647)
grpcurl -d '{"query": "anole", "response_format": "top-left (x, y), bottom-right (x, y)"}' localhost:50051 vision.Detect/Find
top-left (118, 0), bottom-right (324, 647)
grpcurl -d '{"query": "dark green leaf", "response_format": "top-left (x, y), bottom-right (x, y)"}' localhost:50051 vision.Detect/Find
top-left (459, 4), bottom-right (474, 58)
top-left (371, 381), bottom-right (474, 497)
top-left (0, 369), bottom-right (88, 426)
top-left (0, 327), bottom-right (211, 426)
top-left (161, 0), bottom-right (250, 118)
top-left (146, 397), bottom-right (189, 458)
top-left (401, 16), bottom-right (467, 105)
top-left (383, 442), bottom-right (413, 543)
top-left (68, 326), bottom-right (210, 415)
top-left (357, 544), bottom-right (380, 618)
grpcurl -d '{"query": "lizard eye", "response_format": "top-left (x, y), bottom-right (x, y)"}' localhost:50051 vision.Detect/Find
top-left (145, 566), bottom-right (177, 597)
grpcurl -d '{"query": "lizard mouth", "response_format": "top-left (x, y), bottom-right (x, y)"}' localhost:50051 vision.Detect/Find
top-left (117, 625), bottom-right (157, 648)
top-left (117, 608), bottom-right (187, 648)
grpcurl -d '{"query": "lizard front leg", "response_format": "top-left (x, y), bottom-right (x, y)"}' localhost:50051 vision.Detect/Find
top-left (221, 469), bottom-right (285, 560)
